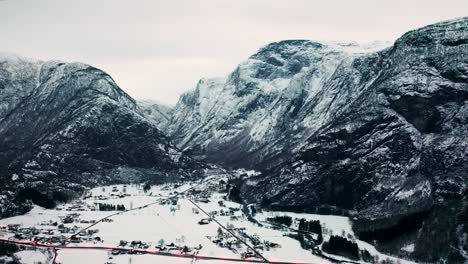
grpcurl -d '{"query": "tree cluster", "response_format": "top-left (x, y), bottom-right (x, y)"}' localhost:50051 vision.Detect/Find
top-left (143, 183), bottom-right (151, 193)
top-left (298, 218), bottom-right (322, 235)
top-left (360, 249), bottom-right (374, 263)
top-left (0, 241), bottom-right (18, 256)
top-left (98, 203), bottom-right (126, 211)
top-left (322, 235), bottom-right (359, 260)
top-left (267, 215), bottom-right (293, 227)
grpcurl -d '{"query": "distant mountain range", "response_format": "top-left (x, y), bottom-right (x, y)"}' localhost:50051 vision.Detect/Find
top-left (137, 99), bottom-right (174, 131)
top-left (0, 17), bottom-right (466, 262)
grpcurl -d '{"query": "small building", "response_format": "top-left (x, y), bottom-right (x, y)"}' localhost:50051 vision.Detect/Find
top-left (7, 224), bottom-right (20, 232)
top-left (198, 218), bottom-right (210, 225)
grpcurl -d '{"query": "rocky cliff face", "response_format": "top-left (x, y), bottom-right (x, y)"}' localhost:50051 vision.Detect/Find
top-left (168, 40), bottom-right (387, 168)
top-left (240, 18), bottom-right (468, 262)
top-left (168, 18), bottom-right (468, 262)
top-left (0, 54), bottom-right (200, 218)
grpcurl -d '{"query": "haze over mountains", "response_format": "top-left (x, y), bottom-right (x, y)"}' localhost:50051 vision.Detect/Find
top-left (0, 17), bottom-right (467, 263)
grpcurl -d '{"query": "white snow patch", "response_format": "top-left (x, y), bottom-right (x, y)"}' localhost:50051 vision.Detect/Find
top-left (401, 243), bottom-right (415, 253)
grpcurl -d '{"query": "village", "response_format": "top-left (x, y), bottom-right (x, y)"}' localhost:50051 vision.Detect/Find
top-left (0, 175), bottom-right (414, 264)
top-left (0, 180), bottom-right (271, 262)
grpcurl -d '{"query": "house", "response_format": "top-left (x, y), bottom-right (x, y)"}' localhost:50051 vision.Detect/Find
top-left (14, 233), bottom-right (26, 240)
top-left (209, 211), bottom-right (218, 216)
top-left (70, 237), bottom-right (81, 243)
top-left (198, 218), bottom-right (210, 225)
top-left (198, 198), bottom-right (210, 203)
top-left (88, 229), bottom-right (99, 235)
top-left (7, 224), bottom-right (20, 232)
top-left (43, 229), bottom-right (54, 235)
top-left (49, 236), bottom-right (65, 243)
top-left (242, 251), bottom-right (256, 259)
top-left (130, 240), bottom-right (142, 247)
top-left (62, 216), bottom-right (74, 224)
top-left (33, 236), bottom-right (43, 242)
top-left (111, 249), bottom-right (122, 255)
top-left (155, 245), bottom-right (167, 251)
top-left (140, 243), bottom-right (149, 249)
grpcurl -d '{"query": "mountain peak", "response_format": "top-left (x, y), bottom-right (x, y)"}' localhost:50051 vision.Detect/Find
top-left (396, 16), bottom-right (468, 47)
top-left (251, 40), bottom-right (324, 61)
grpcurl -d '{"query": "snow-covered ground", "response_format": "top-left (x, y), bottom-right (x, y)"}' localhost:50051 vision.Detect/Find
top-left (14, 250), bottom-right (49, 264)
top-left (55, 249), bottom-right (250, 264)
top-left (0, 176), bottom-right (415, 264)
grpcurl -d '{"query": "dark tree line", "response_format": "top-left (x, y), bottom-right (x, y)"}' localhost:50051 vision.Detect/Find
top-left (98, 203), bottom-right (126, 211)
top-left (359, 210), bottom-right (429, 243)
top-left (227, 185), bottom-right (243, 204)
top-left (298, 219), bottom-right (323, 243)
top-left (267, 215), bottom-right (293, 227)
top-left (322, 235), bottom-right (359, 260)
top-left (0, 241), bottom-right (18, 256)
top-left (298, 219), bottom-right (322, 235)
top-left (17, 188), bottom-right (56, 209)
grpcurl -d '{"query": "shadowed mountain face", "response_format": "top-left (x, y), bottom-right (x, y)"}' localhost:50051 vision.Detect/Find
top-left (168, 18), bottom-right (468, 262)
top-left (0, 56), bottom-right (200, 218)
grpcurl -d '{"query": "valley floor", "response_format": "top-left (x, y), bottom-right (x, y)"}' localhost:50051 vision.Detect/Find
top-left (0, 174), bottom-right (415, 264)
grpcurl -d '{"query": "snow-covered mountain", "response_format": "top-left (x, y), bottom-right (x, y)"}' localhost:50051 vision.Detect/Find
top-left (168, 18), bottom-right (468, 262)
top-left (0, 17), bottom-right (466, 263)
top-left (0, 54), bottom-right (201, 218)
top-left (137, 99), bottom-right (174, 131)
top-left (169, 40), bottom-right (389, 167)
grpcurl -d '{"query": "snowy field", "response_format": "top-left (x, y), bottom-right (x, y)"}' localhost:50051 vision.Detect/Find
top-left (0, 176), bottom-right (415, 264)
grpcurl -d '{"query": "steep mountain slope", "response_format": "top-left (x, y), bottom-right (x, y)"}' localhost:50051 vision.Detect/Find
top-left (169, 40), bottom-right (387, 168)
top-left (168, 18), bottom-right (467, 262)
top-left (239, 18), bottom-right (468, 262)
top-left (137, 99), bottom-right (174, 131)
top-left (0, 54), bottom-right (200, 218)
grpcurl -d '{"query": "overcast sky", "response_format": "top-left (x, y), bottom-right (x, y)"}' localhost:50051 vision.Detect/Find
top-left (1, 0), bottom-right (466, 105)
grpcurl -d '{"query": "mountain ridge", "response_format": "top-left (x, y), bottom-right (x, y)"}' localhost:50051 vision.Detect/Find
top-left (168, 39), bottom-right (389, 168)
top-left (0, 55), bottom-right (201, 218)
top-left (165, 17), bottom-right (468, 262)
